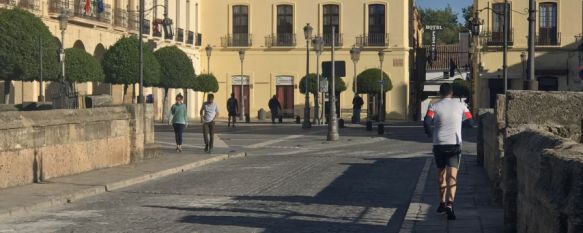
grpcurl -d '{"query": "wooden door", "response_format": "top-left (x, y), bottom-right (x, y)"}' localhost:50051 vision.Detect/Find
top-left (276, 85), bottom-right (294, 117)
top-left (232, 85), bottom-right (250, 114)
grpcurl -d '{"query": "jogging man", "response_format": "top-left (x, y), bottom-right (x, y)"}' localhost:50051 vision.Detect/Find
top-left (200, 94), bottom-right (219, 153)
top-left (423, 83), bottom-right (473, 220)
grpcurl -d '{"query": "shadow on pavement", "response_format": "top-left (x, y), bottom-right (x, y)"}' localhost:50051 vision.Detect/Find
top-left (144, 156), bottom-right (426, 233)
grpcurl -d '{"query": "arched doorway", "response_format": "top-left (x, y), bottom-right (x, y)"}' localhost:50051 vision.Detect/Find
top-left (73, 40), bottom-right (86, 51)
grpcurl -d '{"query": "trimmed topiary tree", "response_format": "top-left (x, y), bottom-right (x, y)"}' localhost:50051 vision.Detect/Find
top-left (154, 46), bottom-right (195, 121)
top-left (356, 68), bottom-right (392, 94)
top-left (452, 78), bottom-right (470, 98)
top-left (194, 73), bottom-right (219, 98)
top-left (102, 36), bottom-right (160, 102)
top-left (64, 48), bottom-right (105, 83)
top-left (299, 73), bottom-right (346, 94)
top-left (0, 8), bottom-right (60, 103)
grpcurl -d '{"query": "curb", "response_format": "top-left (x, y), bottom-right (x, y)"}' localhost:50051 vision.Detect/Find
top-left (0, 152), bottom-right (246, 221)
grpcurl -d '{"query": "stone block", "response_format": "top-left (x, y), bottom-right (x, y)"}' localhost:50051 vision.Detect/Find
top-left (85, 94), bottom-right (112, 108)
top-left (0, 149), bottom-right (35, 188)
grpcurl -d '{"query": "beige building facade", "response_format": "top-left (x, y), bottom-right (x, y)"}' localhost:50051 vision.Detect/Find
top-left (202, 0), bottom-right (420, 120)
top-left (473, 0), bottom-right (583, 109)
top-left (1, 0), bottom-right (421, 121)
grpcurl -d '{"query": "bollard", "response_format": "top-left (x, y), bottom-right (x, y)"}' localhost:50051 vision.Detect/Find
top-left (366, 121), bottom-right (373, 131)
top-left (378, 123), bottom-right (384, 135)
top-left (279, 115), bottom-right (283, 123)
top-left (245, 114), bottom-right (250, 123)
top-left (258, 109), bottom-right (266, 120)
top-left (339, 119), bottom-right (345, 128)
top-left (295, 116), bottom-right (301, 124)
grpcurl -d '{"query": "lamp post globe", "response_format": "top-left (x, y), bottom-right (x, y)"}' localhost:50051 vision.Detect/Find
top-left (350, 46), bottom-right (361, 94)
top-left (378, 50), bottom-right (385, 122)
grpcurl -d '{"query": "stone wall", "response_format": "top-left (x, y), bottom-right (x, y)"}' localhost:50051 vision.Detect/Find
top-left (478, 94), bottom-right (506, 202)
top-left (505, 130), bottom-right (583, 233)
top-left (0, 104), bottom-right (154, 189)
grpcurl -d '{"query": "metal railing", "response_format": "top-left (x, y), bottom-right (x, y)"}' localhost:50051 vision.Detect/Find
top-left (176, 28), bottom-right (184, 42)
top-left (482, 30), bottom-right (514, 46)
top-left (356, 33), bottom-right (390, 47)
top-left (73, 2), bottom-right (111, 23)
top-left (265, 33), bottom-right (296, 47)
top-left (221, 33), bottom-right (252, 47)
top-left (18, 0), bottom-right (40, 12)
top-left (537, 31), bottom-right (561, 46)
top-left (187, 30), bottom-right (194, 44)
top-left (113, 9), bottom-right (127, 28)
top-left (48, 0), bottom-right (70, 13)
top-left (323, 33), bottom-right (343, 46)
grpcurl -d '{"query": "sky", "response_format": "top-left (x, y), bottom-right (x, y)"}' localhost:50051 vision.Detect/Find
top-left (416, 0), bottom-right (473, 24)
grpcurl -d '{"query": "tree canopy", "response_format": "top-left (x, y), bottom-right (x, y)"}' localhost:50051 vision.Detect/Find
top-left (64, 48), bottom-right (105, 83)
top-left (419, 5), bottom-right (471, 45)
top-left (154, 46), bottom-right (194, 89)
top-left (452, 78), bottom-right (470, 98)
top-left (299, 73), bottom-right (346, 94)
top-left (356, 68), bottom-right (392, 94)
top-left (0, 8), bottom-right (60, 81)
top-left (102, 36), bottom-right (160, 87)
top-left (194, 74), bottom-right (219, 93)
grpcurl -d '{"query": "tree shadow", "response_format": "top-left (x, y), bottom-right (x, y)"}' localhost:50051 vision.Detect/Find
top-left (143, 157), bottom-right (426, 233)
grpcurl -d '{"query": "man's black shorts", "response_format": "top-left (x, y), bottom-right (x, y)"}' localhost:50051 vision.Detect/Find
top-left (228, 111), bottom-right (237, 117)
top-left (433, 145), bottom-right (461, 169)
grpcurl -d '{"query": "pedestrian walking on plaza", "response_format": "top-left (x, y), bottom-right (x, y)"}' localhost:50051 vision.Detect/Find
top-left (423, 83), bottom-right (473, 220)
top-left (226, 93), bottom-right (238, 127)
top-left (169, 93), bottom-right (187, 152)
top-left (200, 94), bottom-right (219, 153)
top-left (352, 94), bottom-right (364, 124)
top-left (268, 95), bottom-right (282, 124)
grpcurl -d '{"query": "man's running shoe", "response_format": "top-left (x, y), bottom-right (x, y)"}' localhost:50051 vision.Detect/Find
top-left (446, 206), bottom-right (456, 220)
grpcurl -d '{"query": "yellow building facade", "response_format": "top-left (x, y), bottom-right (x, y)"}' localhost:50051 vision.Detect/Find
top-left (474, 0), bottom-right (583, 109)
top-left (1, 0), bottom-right (421, 121)
top-left (201, 0), bottom-right (419, 120)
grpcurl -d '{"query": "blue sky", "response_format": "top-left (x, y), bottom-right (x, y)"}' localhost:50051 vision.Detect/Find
top-left (416, 0), bottom-right (473, 24)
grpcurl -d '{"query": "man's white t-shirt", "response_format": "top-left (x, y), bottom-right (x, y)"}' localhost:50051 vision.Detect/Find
top-left (426, 98), bottom-right (472, 145)
top-left (202, 101), bottom-right (219, 123)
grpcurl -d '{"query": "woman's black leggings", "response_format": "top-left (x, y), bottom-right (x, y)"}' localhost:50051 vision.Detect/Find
top-left (173, 123), bottom-right (185, 145)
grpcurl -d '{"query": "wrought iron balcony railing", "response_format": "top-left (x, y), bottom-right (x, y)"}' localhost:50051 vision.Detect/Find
top-left (356, 33), bottom-right (390, 47)
top-left (176, 28), bottom-right (184, 42)
top-left (48, 0), bottom-right (70, 14)
top-left (18, 0), bottom-right (40, 12)
top-left (265, 33), bottom-right (296, 47)
top-left (221, 33), bottom-right (253, 47)
top-left (113, 9), bottom-right (127, 28)
top-left (323, 33), bottom-right (343, 46)
top-left (481, 30), bottom-right (514, 46)
top-left (537, 31), bottom-right (561, 46)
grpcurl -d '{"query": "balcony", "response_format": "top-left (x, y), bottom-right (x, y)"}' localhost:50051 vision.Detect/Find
top-left (113, 9), bottom-right (127, 28)
top-left (175, 28), bottom-right (184, 42)
top-left (72, 2), bottom-right (111, 24)
top-left (221, 33), bottom-right (252, 47)
top-left (187, 31), bottom-right (194, 44)
top-left (48, 0), bottom-right (68, 14)
top-left (323, 33), bottom-right (343, 47)
top-left (18, 0), bottom-right (40, 12)
top-left (142, 19), bottom-right (151, 35)
top-left (356, 33), bottom-right (390, 47)
top-left (128, 11), bottom-right (139, 31)
top-left (537, 31), bottom-right (561, 46)
top-left (482, 30), bottom-right (514, 46)
top-left (195, 33), bottom-right (202, 46)
top-left (0, 0), bottom-right (16, 6)
top-left (152, 19), bottom-right (162, 38)
top-left (265, 33), bottom-right (296, 47)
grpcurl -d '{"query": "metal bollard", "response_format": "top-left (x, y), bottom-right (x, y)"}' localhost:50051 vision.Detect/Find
top-left (366, 121), bottom-right (373, 131)
top-left (295, 116), bottom-right (301, 124)
top-left (378, 123), bottom-right (384, 135)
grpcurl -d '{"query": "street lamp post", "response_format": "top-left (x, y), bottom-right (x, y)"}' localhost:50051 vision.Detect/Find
top-left (502, 0), bottom-right (509, 93)
top-left (238, 49), bottom-right (246, 122)
top-left (205, 44), bottom-right (212, 74)
top-left (38, 35), bottom-right (44, 102)
top-left (312, 36), bottom-right (324, 125)
top-left (58, 10), bottom-right (68, 83)
top-left (526, 0), bottom-right (538, 90)
top-left (521, 51), bottom-right (527, 80)
top-left (350, 46), bottom-right (361, 94)
top-left (302, 23), bottom-right (313, 129)
top-left (378, 50), bottom-right (385, 122)
top-left (327, 26), bottom-right (339, 141)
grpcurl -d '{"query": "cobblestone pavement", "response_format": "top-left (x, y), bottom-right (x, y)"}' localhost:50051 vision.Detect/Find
top-left (0, 122), bottom-right (502, 233)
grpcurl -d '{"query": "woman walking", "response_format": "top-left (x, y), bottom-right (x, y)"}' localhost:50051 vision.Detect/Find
top-left (170, 93), bottom-right (187, 152)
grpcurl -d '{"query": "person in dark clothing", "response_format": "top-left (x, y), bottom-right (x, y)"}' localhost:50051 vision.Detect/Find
top-left (352, 94), bottom-right (364, 124)
top-left (268, 95), bottom-right (282, 123)
top-left (226, 93), bottom-right (238, 127)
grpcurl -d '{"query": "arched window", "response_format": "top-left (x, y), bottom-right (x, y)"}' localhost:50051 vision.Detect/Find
top-left (232, 5), bottom-right (250, 46)
top-left (539, 2), bottom-right (558, 45)
top-left (368, 4), bottom-right (386, 46)
top-left (276, 5), bottom-right (294, 46)
top-left (323, 4), bottom-right (340, 46)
